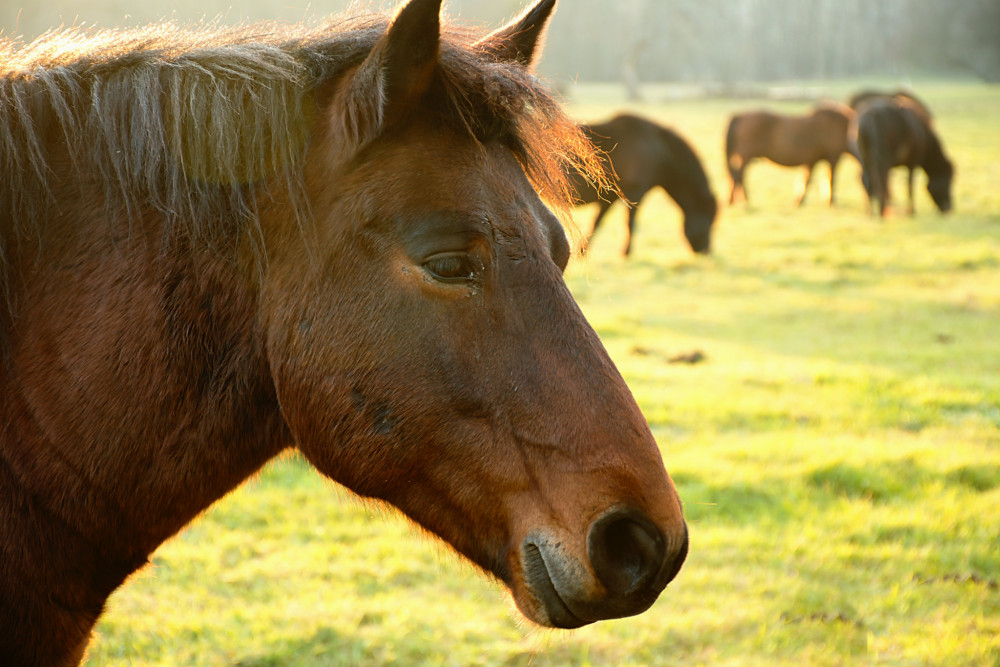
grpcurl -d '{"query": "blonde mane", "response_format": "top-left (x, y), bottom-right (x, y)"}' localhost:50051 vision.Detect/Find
top-left (0, 11), bottom-right (603, 305)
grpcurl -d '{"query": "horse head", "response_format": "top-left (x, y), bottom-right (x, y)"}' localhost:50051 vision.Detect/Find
top-left (260, 0), bottom-right (687, 628)
top-left (683, 196), bottom-right (717, 254)
top-left (926, 158), bottom-right (954, 213)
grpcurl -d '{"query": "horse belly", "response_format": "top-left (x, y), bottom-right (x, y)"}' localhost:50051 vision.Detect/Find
top-left (769, 126), bottom-right (817, 167)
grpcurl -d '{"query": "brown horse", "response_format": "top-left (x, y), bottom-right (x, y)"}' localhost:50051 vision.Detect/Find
top-left (852, 97), bottom-right (954, 217)
top-left (726, 104), bottom-right (855, 208)
top-left (570, 114), bottom-right (717, 255)
top-left (0, 0), bottom-right (688, 663)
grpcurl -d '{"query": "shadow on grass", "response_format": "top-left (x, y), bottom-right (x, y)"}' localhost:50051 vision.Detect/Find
top-left (945, 464), bottom-right (1000, 491)
top-left (232, 626), bottom-right (661, 667)
top-left (807, 458), bottom-right (933, 503)
top-left (674, 458), bottom-right (1000, 525)
top-left (676, 474), bottom-right (794, 524)
top-left (234, 627), bottom-right (380, 667)
top-left (809, 458), bottom-right (1000, 502)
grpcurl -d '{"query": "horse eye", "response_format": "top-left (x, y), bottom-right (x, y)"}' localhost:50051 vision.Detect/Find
top-left (423, 253), bottom-right (477, 282)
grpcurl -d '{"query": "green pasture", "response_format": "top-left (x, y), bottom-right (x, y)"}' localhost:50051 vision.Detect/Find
top-left (87, 80), bottom-right (999, 666)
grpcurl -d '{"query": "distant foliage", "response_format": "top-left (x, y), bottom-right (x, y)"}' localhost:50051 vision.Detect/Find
top-left (522, 0), bottom-right (1000, 83)
top-left (4, 0), bottom-right (998, 83)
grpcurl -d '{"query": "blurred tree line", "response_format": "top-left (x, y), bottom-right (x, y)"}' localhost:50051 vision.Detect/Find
top-left (461, 0), bottom-right (1000, 84)
top-left (5, 0), bottom-right (998, 83)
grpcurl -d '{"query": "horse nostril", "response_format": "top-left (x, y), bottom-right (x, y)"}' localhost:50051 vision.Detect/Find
top-left (587, 508), bottom-right (667, 597)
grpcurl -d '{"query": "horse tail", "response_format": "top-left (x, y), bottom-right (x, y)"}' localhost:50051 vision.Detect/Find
top-left (856, 113), bottom-right (876, 177)
top-left (856, 109), bottom-right (890, 214)
top-left (846, 118), bottom-right (863, 163)
top-left (725, 116), bottom-right (747, 205)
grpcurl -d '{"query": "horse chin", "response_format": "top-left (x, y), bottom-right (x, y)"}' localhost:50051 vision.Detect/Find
top-left (688, 234), bottom-right (712, 255)
top-left (517, 539), bottom-right (590, 629)
top-left (684, 217), bottom-right (714, 255)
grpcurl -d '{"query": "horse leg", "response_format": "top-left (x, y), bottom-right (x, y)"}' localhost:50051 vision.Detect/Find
top-left (906, 167), bottom-right (916, 215)
top-left (584, 199), bottom-right (614, 253)
top-left (827, 157), bottom-right (840, 207)
top-left (796, 164), bottom-right (814, 207)
top-left (734, 163), bottom-right (749, 205)
top-left (623, 205), bottom-right (638, 256)
top-left (728, 159), bottom-right (745, 205)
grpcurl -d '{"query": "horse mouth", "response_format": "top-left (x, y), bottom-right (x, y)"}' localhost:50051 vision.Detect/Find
top-left (514, 512), bottom-right (687, 628)
top-left (520, 541), bottom-right (588, 629)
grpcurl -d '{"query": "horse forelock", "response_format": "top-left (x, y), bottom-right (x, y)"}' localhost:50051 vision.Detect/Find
top-left (0, 11), bottom-right (601, 304)
top-left (433, 37), bottom-right (603, 211)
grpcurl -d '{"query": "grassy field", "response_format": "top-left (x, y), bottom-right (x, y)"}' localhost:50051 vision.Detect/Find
top-left (86, 80), bottom-right (999, 666)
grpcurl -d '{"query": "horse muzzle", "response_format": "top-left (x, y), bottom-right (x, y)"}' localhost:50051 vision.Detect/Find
top-left (516, 507), bottom-right (688, 628)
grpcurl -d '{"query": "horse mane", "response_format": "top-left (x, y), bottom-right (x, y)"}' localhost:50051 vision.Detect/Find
top-left (0, 13), bottom-right (601, 304)
top-left (655, 124), bottom-right (715, 205)
top-left (918, 118), bottom-right (953, 179)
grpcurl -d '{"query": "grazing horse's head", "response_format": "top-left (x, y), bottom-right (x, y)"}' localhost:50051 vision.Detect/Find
top-left (262, 0), bottom-right (686, 627)
top-left (926, 162), bottom-right (954, 213)
top-left (684, 197), bottom-right (717, 254)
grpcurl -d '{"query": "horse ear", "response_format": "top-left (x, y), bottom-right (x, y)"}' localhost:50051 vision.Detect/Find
top-left (380, 0), bottom-right (442, 111)
top-left (335, 0), bottom-right (442, 147)
top-left (475, 0), bottom-right (557, 69)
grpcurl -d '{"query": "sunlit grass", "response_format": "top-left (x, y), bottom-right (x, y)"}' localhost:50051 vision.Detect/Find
top-left (87, 80), bottom-right (999, 666)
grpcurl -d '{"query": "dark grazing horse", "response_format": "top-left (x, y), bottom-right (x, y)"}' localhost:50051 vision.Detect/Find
top-left (726, 104), bottom-right (855, 208)
top-left (851, 97), bottom-right (954, 217)
top-left (0, 1), bottom-right (689, 663)
top-left (569, 114), bottom-right (717, 255)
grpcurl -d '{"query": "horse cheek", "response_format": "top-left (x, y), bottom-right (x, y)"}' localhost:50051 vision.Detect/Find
top-left (260, 274), bottom-right (347, 462)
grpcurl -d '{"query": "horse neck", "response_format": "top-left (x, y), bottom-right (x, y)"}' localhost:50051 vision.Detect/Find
top-left (0, 202), bottom-right (291, 654)
top-left (921, 126), bottom-right (950, 175)
top-left (655, 130), bottom-right (713, 210)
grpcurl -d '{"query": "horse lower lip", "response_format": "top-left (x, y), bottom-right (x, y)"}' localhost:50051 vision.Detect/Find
top-left (522, 542), bottom-right (587, 629)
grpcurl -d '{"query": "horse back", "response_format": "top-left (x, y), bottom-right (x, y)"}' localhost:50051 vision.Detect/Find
top-left (811, 105), bottom-right (854, 150)
top-left (728, 107), bottom-right (851, 167)
top-left (849, 89), bottom-right (933, 124)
